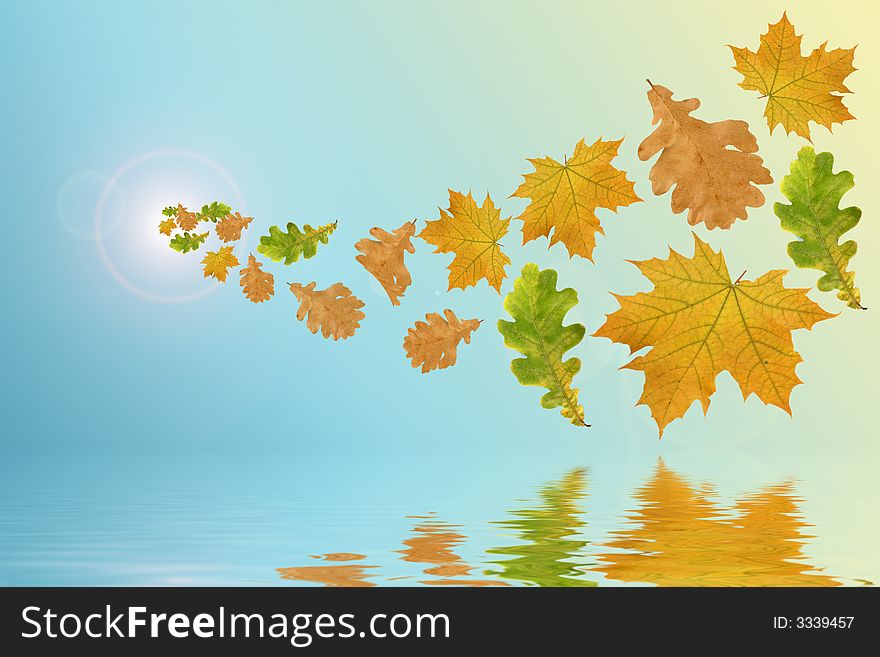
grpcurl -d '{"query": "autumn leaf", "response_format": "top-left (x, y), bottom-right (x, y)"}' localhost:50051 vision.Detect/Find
top-left (403, 309), bottom-right (479, 373)
top-left (498, 264), bottom-right (587, 427)
top-left (418, 190), bottom-right (510, 292)
top-left (158, 217), bottom-right (177, 236)
top-left (289, 281), bottom-right (365, 340)
top-left (169, 231), bottom-right (208, 253)
top-left (774, 146), bottom-right (864, 310)
top-left (730, 13), bottom-right (856, 140)
top-left (174, 204), bottom-right (200, 231)
top-left (239, 254), bottom-right (275, 303)
top-left (216, 212), bottom-right (253, 243)
top-left (512, 138), bottom-right (641, 260)
top-left (201, 246), bottom-right (239, 283)
top-left (199, 201), bottom-right (233, 222)
top-left (638, 82), bottom-right (773, 229)
top-left (355, 221), bottom-right (416, 305)
top-left (258, 221), bottom-right (337, 265)
top-left (594, 233), bottom-right (834, 436)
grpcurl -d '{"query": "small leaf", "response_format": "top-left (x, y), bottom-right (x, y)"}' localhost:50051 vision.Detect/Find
top-left (289, 281), bottom-right (365, 340)
top-left (403, 309), bottom-right (479, 373)
top-left (199, 201), bottom-right (233, 223)
top-left (498, 264), bottom-right (587, 427)
top-left (201, 246), bottom-right (239, 283)
top-left (175, 204), bottom-right (200, 231)
top-left (158, 217), bottom-right (177, 236)
top-left (239, 254), bottom-right (275, 303)
top-left (169, 231), bottom-right (208, 253)
top-left (216, 212), bottom-right (253, 243)
top-left (355, 221), bottom-right (416, 306)
top-left (258, 221), bottom-right (337, 265)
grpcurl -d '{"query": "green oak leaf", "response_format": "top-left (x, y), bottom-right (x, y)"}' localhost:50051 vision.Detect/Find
top-left (498, 263), bottom-right (587, 427)
top-left (169, 231), bottom-right (208, 253)
top-left (198, 201), bottom-right (233, 223)
top-left (162, 206), bottom-right (177, 217)
top-left (257, 221), bottom-right (337, 265)
top-left (774, 146), bottom-right (864, 310)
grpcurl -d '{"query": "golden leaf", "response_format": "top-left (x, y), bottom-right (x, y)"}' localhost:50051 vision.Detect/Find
top-left (158, 217), bottom-right (177, 236)
top-left (418, 190), bottom-right (510, 292)
top-left (289, 281), bottom-right (365, 340)
top-left (594, 233), bottom-right (834, 436)
top-left (355, 221), bottom-right (416, 306)
top-left (216, 212), bottom-right (253, 243)
top-left (201, 246), bottom-right (239, 283)
top-left (512, 138), bottom-right (642, 260)
top-left (730, 12), bottom-right (856, 140)
top-left (239, 254), bottom-right (274, 303)
top-left (403, 309), bottom-right (480, 373)
top-left (639, 82), bottom-right (773, 229)
top-left (175, 204), bottom-right (200, 231)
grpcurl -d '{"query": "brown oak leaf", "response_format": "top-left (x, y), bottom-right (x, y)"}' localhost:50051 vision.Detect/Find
top-left (216, 212), bottom-right (254, 243)
top-left (239, 254), bottom-right (275, 303)
top-left (355, 220), bottom-right (416, 306)
top-left (403, 309), bottom-right (479, 373)
top-left (289, 282), bottom-right (365, 340)
top-left (638, 82), bottom-right (773, 229)
top-left (175, 204), bottom-right (200, 231)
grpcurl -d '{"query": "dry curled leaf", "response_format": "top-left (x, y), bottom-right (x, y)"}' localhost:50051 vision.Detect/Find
top-left (239, 254), bottom-right (275, 303)
top-left (403, 309), bottom-right (479, 373)
top-left (638, 82), bottom-right (773, 229)
top-left (201, 246), bottom-right (239, 283)
top-left (513, 137), bottom-right (642, 260)
top-left (289, 281), bottom-right (365, 340)
top-left (355, 221), bottom-right (416, 306)
top-left (216, 212), bottom-right (253, 243)
top-left (730, 13), bottom-right (856, 140)
top-left (594, 233), bottom-right (834, 436)
top-left (175, 204), bottom-right (200, 231)
top-left (418, 190), bottom-right (510, 293)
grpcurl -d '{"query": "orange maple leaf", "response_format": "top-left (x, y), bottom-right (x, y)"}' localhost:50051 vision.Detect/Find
top-left (418, 191), bottom-right (510, 293)
top-left (512, 137), bottom-right (642, 260)
top-left (594, 233), bottom-right (834, 436)
top-left (730, 12), bottom-right (856, 140)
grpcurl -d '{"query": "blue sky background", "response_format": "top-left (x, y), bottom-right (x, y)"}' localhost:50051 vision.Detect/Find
top-left (1, 0), bottom-right (877, 585)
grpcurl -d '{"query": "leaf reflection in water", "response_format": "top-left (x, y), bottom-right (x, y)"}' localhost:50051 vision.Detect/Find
top-left (486, 468), bottom-right (597, 586)
top-left (593, 460), bottom-right (841, 587)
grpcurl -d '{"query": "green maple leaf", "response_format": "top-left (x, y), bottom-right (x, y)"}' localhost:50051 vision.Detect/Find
top-left (498, 263), bottom-right (587, 427)
top-left (774, 146), bottom-right (864, 310)
top-left (198, 201), bottom-right (233, 223)
top-left (169, 231), bottom-right (208, 253)
top-left (257, 221), bottom-right (337, 265)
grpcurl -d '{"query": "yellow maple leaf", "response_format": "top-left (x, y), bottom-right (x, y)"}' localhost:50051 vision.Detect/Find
top-left (418, 190), bottom-right (510, 293)
top-left (512, 138), bottom-right (642, 260)
top-left (201, 246), bottom-right (239, 283)
top-left (239, 254), bottom-right (274, 303)
top-left (730, 12), bottom-right (856, 140)
top-left (594, 233), bottom-right (834, 436)
top-left (158, 217), bottom-right (177, 236)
